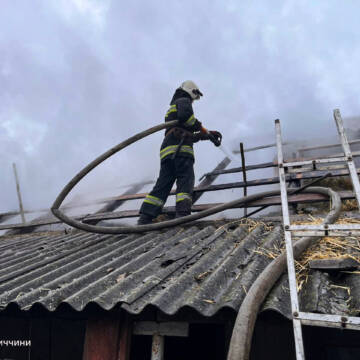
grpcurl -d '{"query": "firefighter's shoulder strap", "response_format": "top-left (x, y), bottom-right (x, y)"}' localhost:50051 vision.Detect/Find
top-left (165, 126), bottom-right (193, 140)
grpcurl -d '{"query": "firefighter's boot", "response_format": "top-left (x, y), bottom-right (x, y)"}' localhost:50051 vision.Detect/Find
top-left (175, 196), bottom-right (192, 218)
top-left (137, 214), bottom-right (154, 225)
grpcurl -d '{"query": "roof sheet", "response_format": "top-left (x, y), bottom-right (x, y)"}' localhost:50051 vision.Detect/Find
top-left (0, 221), bottom-right (359, 319)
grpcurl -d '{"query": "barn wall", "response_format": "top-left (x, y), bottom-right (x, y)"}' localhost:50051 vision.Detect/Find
top-left (1, 307), bottom-right (360, 359)
top-left (0, 315), bottom-right (85, 360)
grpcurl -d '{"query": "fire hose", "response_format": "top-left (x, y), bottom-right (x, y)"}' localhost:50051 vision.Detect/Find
top-left (51, 121), bottom-right (341, 358)
top-left (52, 120), bottom-right (339, 235)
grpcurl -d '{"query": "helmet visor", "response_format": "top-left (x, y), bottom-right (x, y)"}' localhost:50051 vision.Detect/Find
top-left (192, 89), bottom-right (203, 100)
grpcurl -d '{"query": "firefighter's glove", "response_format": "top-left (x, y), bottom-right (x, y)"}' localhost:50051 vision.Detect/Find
top-left (192, 132), bottom-right (209, 143)
top-left (209, 130), bottom-right (222, 147)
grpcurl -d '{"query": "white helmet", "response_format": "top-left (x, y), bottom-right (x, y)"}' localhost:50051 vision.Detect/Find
top-left (180, 80), bottom-right (203, 100)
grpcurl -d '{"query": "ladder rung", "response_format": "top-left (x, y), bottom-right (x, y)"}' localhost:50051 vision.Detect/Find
top-left (288, 224), bottom-right (360, 237)
top-left (291, 230), bottom-right (360, 237)
top-left (297, 312), bottom-right (360, 330)
top-left (289, 224), bottom-right (360, 231)
top-left (288, 164), bottom-right (347, 174)
top-left (283, 156), bottom-right (349, 168)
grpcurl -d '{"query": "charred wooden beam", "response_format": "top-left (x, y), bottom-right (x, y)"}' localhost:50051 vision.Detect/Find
top-left (199, 161), bottom-right (275, 179)
top-left (244, 172), bottom-right (331, 218)
top-left (0, 190), bottom-right (357, 232)
top-left (85, 183), bottom-right (145, 225)
top-left (192, 157), bottom-right (230, 203)
top-left (233, 142), bottom-right (291, 153)
top-left (80, 191), bottom-right (345, 221)
top-left (233, 138), bottom-right (360, 156)
top-left (200, 151), bottom-right (360, 179)
top-left (0, 211), bottom-right (18, 224)
top-left (84, 167), bottom-right (358, 205)
top-left (0, 182), bottom-right (152, 220)
top-left (6, 183), bottom-right (147, 232)
top-left (194, 168), bottom-right (360, 194)
top-left (299, 138), bottom-right (360, 153)
top-left (0, 190), bottom-right (348, 229)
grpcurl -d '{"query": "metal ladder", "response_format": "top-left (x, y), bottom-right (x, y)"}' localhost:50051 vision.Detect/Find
top-left (275, 109), bottom-right (360, 360)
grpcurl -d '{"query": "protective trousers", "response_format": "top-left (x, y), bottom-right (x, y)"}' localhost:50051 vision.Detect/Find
top-left (139, 157), bottom-right (195, 219)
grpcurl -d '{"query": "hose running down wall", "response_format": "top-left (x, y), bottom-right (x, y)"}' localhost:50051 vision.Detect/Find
top-left (227, 187), bottom-right (342, 360)
top-left (52, 121), bottom-right (339, 235)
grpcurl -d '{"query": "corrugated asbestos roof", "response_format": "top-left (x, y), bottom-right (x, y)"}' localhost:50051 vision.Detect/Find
top-left (0, 221), bottom-right (359, 319)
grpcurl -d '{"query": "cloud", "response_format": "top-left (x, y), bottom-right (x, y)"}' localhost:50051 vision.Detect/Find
top-left (1, 113), bottom-right (48, 154)
top-left (50, 0), bottom-right (110, 29)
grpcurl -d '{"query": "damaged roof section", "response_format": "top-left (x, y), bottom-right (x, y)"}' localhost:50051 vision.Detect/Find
top-left (0, 219), bottom-right (359, 319)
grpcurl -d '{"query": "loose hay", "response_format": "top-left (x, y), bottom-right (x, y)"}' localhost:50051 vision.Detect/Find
top-left (342, 199), bottom-right (358, 211)
top-left (296, 221), bottom-right (360, 290)
top-left (217, 217), bottom-right (274, 234)
top-left (255, 216), bottom-right (360, 292)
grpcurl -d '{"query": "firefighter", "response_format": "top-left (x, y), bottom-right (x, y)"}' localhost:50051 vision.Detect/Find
top-left (137, 80), bottom-right (222, 225)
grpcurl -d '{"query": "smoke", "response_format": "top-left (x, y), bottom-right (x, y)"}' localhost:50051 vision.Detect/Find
top-left (1, 0), bottom-right (360, 218)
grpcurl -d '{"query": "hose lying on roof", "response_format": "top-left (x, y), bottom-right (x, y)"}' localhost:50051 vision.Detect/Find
top-left (51, 121), bottom-right (337, 235)
top-left (51, 123), bottom-right (343, 357)
top-left (227, 186), bottom-right (342, 360)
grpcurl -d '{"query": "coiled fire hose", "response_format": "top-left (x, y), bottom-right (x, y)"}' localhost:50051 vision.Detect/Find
top-left (51, 122), bottom-right (341, 358)
top-left (52, 121), bottom-right (339, 235)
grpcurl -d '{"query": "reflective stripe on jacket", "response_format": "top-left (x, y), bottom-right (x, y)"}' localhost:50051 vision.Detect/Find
top-left (160, 145), bottom-right (194, 160)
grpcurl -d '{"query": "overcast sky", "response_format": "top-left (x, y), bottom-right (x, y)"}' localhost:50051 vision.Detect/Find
top-left (1, 0), bottom-right (360, 214)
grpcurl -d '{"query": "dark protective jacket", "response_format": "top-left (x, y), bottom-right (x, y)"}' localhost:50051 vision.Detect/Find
top-left (160, 89), bottom-right (203, 162)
